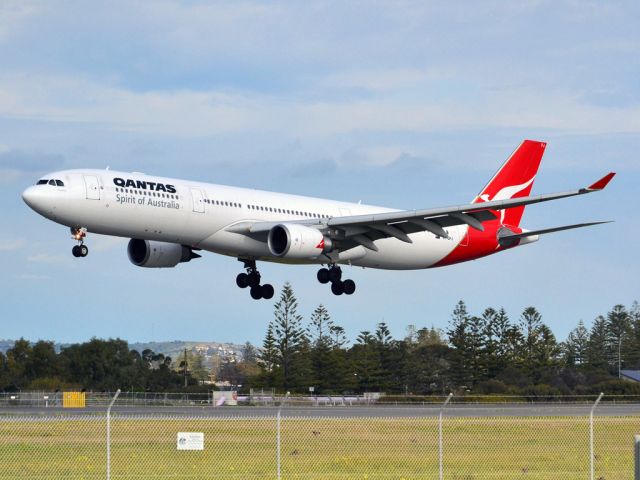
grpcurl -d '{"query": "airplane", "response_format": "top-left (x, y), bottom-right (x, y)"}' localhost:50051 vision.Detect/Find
top-left (22, 140), bottom-right (615, 300)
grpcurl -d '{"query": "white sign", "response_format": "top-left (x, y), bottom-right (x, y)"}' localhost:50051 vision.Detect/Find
top-left (177, 432), bottom-right (204, 451)
top-left (213, 391), bottom-right (238, 406)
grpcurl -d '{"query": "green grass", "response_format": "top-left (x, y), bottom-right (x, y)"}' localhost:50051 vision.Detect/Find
top-left (0, 415), bottom-right (637, 479)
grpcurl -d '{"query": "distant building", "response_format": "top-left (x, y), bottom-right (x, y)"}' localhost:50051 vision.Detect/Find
top-left (620, 370), bottom-right (640, 382)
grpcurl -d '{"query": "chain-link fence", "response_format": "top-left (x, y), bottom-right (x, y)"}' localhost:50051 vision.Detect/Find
top-left (0, 395), bottom-right (638, 479)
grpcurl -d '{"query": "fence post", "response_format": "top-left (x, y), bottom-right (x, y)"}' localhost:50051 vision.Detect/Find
top-left (635, 435), bottom-right (640, 480)
top-left (277, 392), bottom-right (290, 480)
top-left (106, 389), bottom-right (121, 480)
top-left (590, 392), bottom-right (603, 480)
top-left (439, 393), bottom-right (453, 480)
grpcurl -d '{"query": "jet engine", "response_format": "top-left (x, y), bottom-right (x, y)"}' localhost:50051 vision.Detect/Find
top-left (127, 239), bottom-right (201, 268)
top-left (267, 224), bottom-right (332, 259)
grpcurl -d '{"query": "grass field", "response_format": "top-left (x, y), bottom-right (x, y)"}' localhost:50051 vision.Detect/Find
top-left (0, 414), bottom-right (637, 479)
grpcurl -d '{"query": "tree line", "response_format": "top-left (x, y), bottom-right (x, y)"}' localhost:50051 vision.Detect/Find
top-left (1, 282), bottom-right (639, 395)
top-left (228, 284), bottom-right (640, 396)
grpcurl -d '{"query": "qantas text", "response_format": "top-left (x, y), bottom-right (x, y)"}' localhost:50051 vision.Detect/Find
top-left (113, 177), bottom-right (177, 193)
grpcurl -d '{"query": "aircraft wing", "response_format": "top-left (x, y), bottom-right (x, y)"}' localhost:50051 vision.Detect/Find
top-left (226, 172), bottom-right (615, 251)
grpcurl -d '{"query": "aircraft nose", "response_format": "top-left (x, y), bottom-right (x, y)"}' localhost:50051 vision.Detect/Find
top-left (22, 186), bottom-right (48, 213)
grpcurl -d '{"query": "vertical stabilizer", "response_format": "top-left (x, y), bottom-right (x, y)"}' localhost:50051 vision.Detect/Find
top-left (473, 140), bottom-right (546, 228)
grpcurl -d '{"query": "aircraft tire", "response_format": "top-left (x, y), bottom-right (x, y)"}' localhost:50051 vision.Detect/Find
top-left (343, 279), bottom-right (356, 295)
top-left (250, 286), bottom-right (263, 300)
top-left (331, 281), bottom-right (344, 296)
top-left (317, 268), bottom-right (330, 284)
top-left (236, 273), bottom-right (249, 288)
top-left (72, 245), bottom-right (81, 257)
top-left (261, 284), bottom-right (274, 300)
top-left (248, 272), bottom-right (261, 288)
top-left (79, 245), bottom-right (89, 257)
top-left (329, 267), bottom-right (342, 283)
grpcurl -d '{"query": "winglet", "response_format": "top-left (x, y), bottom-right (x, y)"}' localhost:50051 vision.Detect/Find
top-left (587, 172), bottom-right (616, 191)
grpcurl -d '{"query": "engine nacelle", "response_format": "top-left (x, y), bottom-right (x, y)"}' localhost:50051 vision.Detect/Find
top-left (267, 224), bottom-right (332, 259)
top-left (127, 239), bottom-right (200, 268)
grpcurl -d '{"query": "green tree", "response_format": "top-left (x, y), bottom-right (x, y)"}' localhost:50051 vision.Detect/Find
top-left (519, 306), bottom-right (543, 366)
top-left (563, 320), bottom-right (590, 367)
top-left (272, 283), bottom-right (307, 390)
top-left (353, 330), bottom-right (376, 391)
top-left (447, 300), bottom-right (472, 387)
top-left (587, 315), bottom-right (610, 370)
top-left (308, 304), bottom-right (334, 391)
top-left (606, 304), bottom-right (631, 375)
top-left (627, 301), bottom-right (640, 368)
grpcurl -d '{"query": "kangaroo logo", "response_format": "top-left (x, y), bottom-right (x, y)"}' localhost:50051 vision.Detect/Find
top-left (478, 176), bottom-right (536, 224)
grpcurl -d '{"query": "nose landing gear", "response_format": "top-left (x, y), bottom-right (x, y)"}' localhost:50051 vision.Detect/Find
top-left (317, 265), bottom-right (356, 296)
top-left (236, 259), bottom-right (274, 300)
top-left (71, 227), bottom-right (88, 258)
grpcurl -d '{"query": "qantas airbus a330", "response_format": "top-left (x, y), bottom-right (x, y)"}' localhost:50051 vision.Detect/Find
top-left (22, 140), bottom-right (614, 300)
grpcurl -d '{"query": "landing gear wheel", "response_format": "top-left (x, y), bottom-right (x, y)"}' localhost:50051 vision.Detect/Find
top-left (261, 284), bottom-right (274, 300)
top-left (331, 281), bottom-right (344, 296)
top-left (70, 227), bottom-right (88, 258)
top-left (343, 279), bottom-right (356, 295)
top-left (317, 268), bottom-right (330, 284)
top-left (236, 273), bottom-right (249, 288)
top-left (250, 286), bottom-right (263, 300)
top-left (248, 271), bottom-right (261, 288)
top-left (329, 266), bottom-right (342, 283)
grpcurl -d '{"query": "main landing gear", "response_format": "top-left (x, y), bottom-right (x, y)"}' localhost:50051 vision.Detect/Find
top-left (317, 265), bottom-right (356, 296)
top-left (236, 259), bottom-right (274, 300)
top-left (71, 227), bottom-right (89, 258)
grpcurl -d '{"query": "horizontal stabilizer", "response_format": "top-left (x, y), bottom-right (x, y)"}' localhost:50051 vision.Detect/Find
top-left (498, 221), bottom-right (612, 247)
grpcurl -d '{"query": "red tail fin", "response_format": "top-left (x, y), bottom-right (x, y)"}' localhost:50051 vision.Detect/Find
top-left (473, 139), bottom-right (546, 228)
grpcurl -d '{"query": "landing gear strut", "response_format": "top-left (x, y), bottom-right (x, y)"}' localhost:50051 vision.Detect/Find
top-left (236, 259), bottom-right (274, 300)
top-left (71, 227), bottom-right (88, 258)
top-left (317, 265), bottom-right (356, 296)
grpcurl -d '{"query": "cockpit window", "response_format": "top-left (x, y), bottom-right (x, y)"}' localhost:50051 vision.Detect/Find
top-left (48, 179), bottom-right (56, 186)
top-left (55, 180), bottom-right (64, 187)
top-left (37, 179), bottom-right (48, 185)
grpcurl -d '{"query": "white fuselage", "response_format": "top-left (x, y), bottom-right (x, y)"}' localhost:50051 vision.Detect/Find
top-left (22, 169), bottom-right (467, 270)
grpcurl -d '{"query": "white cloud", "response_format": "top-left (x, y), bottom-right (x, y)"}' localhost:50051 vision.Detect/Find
top-left (0, 73), bottom-right (638, 141)
top-left (0, 1), bottom-right (40, 43)
top-left (15, 273), bottom-right (49, 281)
top-left (0, 237), bottom-right (25, 251)
top-left (26, 252), bottom-right (67, 264)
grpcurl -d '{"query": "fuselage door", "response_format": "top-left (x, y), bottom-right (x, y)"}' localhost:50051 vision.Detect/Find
top-left (83, 175), bottom-right (100, 200)
top-left (191, 188), bottom-right (205, 213)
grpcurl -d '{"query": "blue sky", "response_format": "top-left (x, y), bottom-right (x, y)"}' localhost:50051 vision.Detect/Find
top-left (0, 1), bottom-right (638, 347)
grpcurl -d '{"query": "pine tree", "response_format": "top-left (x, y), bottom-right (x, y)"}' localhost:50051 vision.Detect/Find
top-left (563, 320), bottom-right (589, 367)
top-left (482, 308), bottom-right (500, 378)
top-left (447, 300), bottom-right (472, 387)
top-left (272, 283), bottom-right (306, 390)
top-left (373, 322), bottom-right (393, 390)
top-left (353, 331), bottom-right (376, 391)
top-left (260, 322), bottom-right (278, 381)
top-left (628, 301), bottom-right (640, 368)
top-left (587, 315), bottom-right (609, 370)
top-left (492, 308), bottom-right (517, 373)
top-left (606, 304), bottom-right (631, 376)
top-left (308, 304), bottom-right (334, 391)
top-left (519, 306), bottom-right (543, 367)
